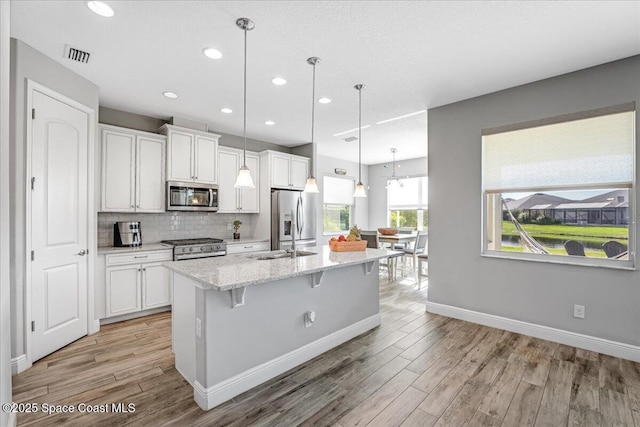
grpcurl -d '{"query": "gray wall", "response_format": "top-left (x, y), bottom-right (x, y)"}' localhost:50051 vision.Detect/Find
top-left (99, 106), bottom-right (291, 154)
top-left (367, 157), bottom-right (428, 229)
top-left (315, 154), bottom-right (369, 245)
top-left (428, 55), bottom-right (640, 346)
top-left (10, 38), bottom-right (100, 358)
top-left (1, 1), bottom-right (12, 423)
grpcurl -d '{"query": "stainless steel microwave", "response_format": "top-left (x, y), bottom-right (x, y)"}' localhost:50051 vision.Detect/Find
top-left (166, 181), bottom-right (218, 212)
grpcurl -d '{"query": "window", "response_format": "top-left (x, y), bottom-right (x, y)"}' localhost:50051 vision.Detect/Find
top-left (483, 104), bottom-right (635, 266)
top-left (323, 176), bottom-right (354, 233)
top-left (388, 176), bottom-right (428, 230)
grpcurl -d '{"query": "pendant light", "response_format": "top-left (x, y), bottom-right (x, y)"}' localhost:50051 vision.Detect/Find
top-left (234, 17), bottom-right (256, 189)
top-left (353, 84), bottom-right (367, 198)
top-left (385, 148), bottom-right (405, 188)
top-left (303, 57), bottom-right (320, 193)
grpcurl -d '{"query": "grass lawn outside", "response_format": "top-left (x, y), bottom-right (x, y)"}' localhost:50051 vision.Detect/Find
top-left (500, 221), bottom-right (628, 258)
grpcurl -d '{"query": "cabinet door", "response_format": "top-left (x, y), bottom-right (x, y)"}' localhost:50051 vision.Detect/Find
top-left (270, 154), bottom-right (291, 188)
top-left (290, 156), bottom-right (309, 190)
top-left (136, 136), bottom-right (165, 212)
top-left (217, 148), bottom-right (240, 212)
top-left (101, 128), bottom-right (135, 212)
top-left (240, 153), bottom-right (259, 212)
top-left (194, 135), bottom-right (217, 184)
top-left (167, 131), bottom-right (194, 181)
top-left (106, 265), bottom-right (141, 317)
top-left (142, 263), bottom-right (171, 309)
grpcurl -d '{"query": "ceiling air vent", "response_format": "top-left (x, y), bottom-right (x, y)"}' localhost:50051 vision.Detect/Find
top-left (64, 44), bottom-right (92, 64)
top-left (343, 136), bottom-right (357, 142)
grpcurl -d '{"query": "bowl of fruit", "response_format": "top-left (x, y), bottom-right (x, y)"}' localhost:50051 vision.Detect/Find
top-left (329, 226), bottom-right (367, 252)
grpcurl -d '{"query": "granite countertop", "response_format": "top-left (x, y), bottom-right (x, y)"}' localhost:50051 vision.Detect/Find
top-left (163, 245), bottom-right (394, 291)
top-left (97, 243), bottom-right (173, 255)
top-left (224, 237), bottom-right (270, 244)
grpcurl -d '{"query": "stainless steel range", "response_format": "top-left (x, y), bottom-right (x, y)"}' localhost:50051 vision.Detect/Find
top-left (161, 238), bottom-right (227, 261)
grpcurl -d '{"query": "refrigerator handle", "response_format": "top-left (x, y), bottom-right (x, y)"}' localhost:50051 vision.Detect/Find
top-left (297, 197), bottom-right (303, 236)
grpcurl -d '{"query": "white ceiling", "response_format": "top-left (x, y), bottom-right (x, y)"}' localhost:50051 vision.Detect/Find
top-left (10, 1), bottom-right (640, 165)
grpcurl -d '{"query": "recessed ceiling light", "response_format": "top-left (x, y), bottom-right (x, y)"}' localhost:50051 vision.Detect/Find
top-left (318, 97), bottom-right (331, 104)
top-left (163, 91), bottom-right (178, 99)
top-left (265, 120), bottom-right (275, 126)
top-left (271, 77), bottom-right (286, 86)
top-left (203, 47), bottom-right (223, 59)
top-left (220, 108), bottom-right (233, 114)
top-left (376, 110), bottom-right (426, 125)
top-left (333, 125), bottom-right (370, 137)
top-left (86, 1), bottom-right (114, 17)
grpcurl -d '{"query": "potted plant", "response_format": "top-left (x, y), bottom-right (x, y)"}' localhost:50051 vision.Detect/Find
top-left (233, 220), bottom-right (242, 240)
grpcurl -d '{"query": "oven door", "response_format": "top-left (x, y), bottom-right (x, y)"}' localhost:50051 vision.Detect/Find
top-left (166, 181), bottom-right (218, 211)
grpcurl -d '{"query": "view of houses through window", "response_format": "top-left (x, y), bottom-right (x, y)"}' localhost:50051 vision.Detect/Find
top-left (497, 188), bottom-right (629, 258)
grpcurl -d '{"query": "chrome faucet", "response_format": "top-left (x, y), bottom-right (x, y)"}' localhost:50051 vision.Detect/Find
top-left (289, 208), bottom-right (297, 258)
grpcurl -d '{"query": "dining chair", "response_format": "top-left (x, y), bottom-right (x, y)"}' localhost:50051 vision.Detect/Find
top-left (394, 227), bottom-right (415, 250)
top-left (360, 230), bottom-right (403, 282)
top-left (403, 231), bottom-right (428, 275)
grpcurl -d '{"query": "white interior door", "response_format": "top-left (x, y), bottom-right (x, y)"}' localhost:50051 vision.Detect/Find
top-left (31, 89), bottom-right (88, 362)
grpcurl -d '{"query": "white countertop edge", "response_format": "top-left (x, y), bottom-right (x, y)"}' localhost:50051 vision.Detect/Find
top-left (163, 247), bottom-right (394, 291)
top-left (224, 237), bottom-right (270, 244)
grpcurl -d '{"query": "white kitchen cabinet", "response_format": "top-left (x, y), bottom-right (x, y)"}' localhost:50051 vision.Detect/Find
top-left (217, 146), bottom-right (260, 213)
top-left (263, 150), bottom-right (309, 190)
top-left (226, 241), bottom-right (270, 254)
top-left (159, 124), bottom-right (219, 184)
top-left (104, 249), bottom-right (173, 318)
top-left (100, 124), bottom-right (165, 213)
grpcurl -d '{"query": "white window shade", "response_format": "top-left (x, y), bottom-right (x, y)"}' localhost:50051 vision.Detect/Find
top-left (482, 111), bottom-right (634, 193)
top-left (324, 176), bottom-right (354, 205)
top-left (388, 176), bottom-right (428, 210)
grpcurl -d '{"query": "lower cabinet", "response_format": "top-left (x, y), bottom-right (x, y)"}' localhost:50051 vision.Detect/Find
top-left (104, 249), bottom-right (172, 318)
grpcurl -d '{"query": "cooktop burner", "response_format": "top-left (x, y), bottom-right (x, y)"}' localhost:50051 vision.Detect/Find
top-left (161, 238), bottom-right (224, 246)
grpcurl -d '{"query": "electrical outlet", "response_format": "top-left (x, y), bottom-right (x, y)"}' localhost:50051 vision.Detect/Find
top-left (195, 318), bottom-right (202, 337)
top-left (573, 305), bottom-right (585, 319)
top-left (227, 223), bottom-right (232, 231)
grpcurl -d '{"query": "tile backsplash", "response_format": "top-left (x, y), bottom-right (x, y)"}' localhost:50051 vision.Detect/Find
top-left (98, 212), bottom-right (255, 247)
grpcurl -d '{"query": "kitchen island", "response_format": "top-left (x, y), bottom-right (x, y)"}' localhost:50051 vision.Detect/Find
top-left (163, 245), bottom-right (390, 411)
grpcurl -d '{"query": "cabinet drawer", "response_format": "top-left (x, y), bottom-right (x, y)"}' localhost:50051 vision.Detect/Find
top-left (106, 249), bottom-right (173, 266)
top-left (227, 241), bottom-right (270, 254)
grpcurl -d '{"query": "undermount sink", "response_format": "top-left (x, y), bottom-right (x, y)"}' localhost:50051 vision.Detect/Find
top-left (248, 250), bottom-right (317, 260)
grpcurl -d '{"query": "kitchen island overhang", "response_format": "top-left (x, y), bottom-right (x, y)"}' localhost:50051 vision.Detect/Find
top-left (164, 245), bottom-right (391, 411)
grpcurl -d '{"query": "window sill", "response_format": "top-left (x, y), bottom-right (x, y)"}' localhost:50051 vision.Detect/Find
top-left (481, 250), bottom-right (635, 271)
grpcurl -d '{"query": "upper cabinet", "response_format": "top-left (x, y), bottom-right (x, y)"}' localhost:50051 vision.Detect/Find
top-left (100, 124), bottom-right (166, 213)
top-left (159, 124), bottom-right (219, 184)
top-left (217, 146), bottom-right (259, 213)
top-left (263, 151), bottom-right (309, 190)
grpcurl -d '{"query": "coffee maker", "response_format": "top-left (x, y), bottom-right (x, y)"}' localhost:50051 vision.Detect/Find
top-left (114, 221), bottom-right (142, 247)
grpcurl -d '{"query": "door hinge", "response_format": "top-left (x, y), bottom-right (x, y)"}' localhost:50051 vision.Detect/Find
top-left (32, 108), bottom-right (35, 119)
top-left (31, 177), bottom-right (35, 190)
top-left (31, 250), bottom-right (34, 261)
top-left (31, 321), bottom-right (35, 332)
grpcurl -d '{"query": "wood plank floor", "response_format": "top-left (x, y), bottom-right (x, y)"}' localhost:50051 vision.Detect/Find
top-left (12, 273), bottom-right (640, 426)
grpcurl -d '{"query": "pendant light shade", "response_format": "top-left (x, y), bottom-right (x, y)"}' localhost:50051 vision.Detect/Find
top-left (234, 17), bottom-right (255, 189)
top-left (304, 57), bottom-right (320, 194)
top-left (353, 84), bottom-right (367, 198)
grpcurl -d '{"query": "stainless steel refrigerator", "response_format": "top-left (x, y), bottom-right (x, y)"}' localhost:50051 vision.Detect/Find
top-left (271, 190), bottom-right (317, 250)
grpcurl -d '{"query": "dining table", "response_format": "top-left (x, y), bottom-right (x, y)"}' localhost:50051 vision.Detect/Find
top-left (378, 233), bottom-right (417, 247)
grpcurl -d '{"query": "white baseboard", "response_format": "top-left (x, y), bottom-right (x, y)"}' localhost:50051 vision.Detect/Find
top-left (99, 306), bottom-right (170, 325)
top-left (425, 301), bottom-right (640, 362)
top-left (193, 314), bottom-right (381, 411)
top-left (89, 319), bottom-right (100, 335)
top-left (11, 354), bottom-right (28, 375)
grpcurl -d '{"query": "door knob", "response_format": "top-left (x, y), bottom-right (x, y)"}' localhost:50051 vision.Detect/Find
top-left (77, 249), bottom-right (86, 256)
